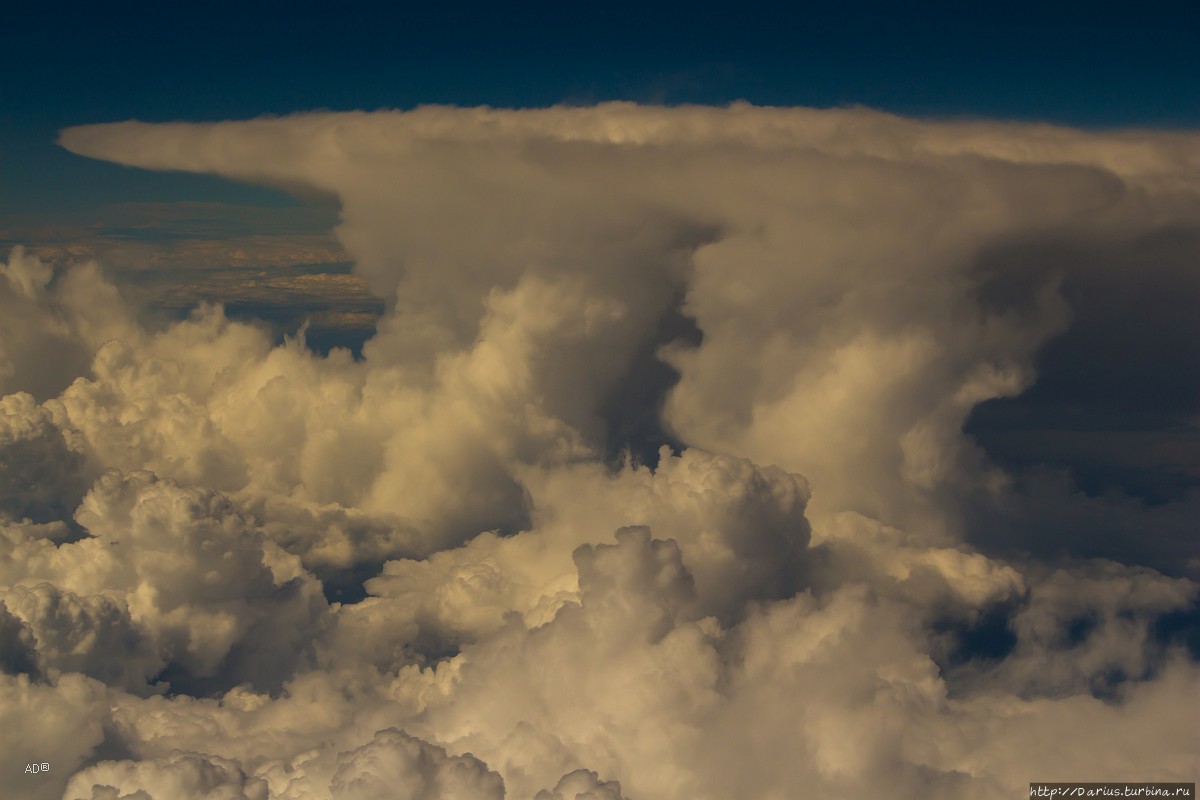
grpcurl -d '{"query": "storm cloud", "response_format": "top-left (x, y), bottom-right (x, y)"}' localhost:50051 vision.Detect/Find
top-left (0, 103), bottom-right (1195, 799)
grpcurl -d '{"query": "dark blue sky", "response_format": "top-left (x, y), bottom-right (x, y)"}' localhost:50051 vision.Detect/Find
top-left (3, 1), bottom-right (1199, 215)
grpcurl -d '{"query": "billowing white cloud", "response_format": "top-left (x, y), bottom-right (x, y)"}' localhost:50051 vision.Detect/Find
top-left (63, 752), bottom-right (269, 800)
top-left (0, 465), bottom-right (327, 697)
top-left (0, 391), bottom-right (92, 524)
top-left (0, 672), bottom-right (110, 800)
top-left (0, 247), bottom-right (126, 402)
top-left (534, 770), bottom-right (629, 800)
top-left (57, 105), bottom-right (1200, 542)
top-left (0, 104), bottom-right (1196, 799)
top-left (329, 447), bottom-right (810, 670)
top-left (325, 728), bottom-right (504, 800)
top-left (0, 582), bottom-right (162, 692)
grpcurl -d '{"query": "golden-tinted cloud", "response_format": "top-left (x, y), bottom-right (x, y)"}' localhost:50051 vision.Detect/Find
top-left (0, 105), bottom-right (1195, 799)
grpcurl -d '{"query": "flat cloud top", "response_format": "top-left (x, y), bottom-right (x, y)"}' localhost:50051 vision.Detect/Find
top-left (59, 102), bottom-right (1200, 174)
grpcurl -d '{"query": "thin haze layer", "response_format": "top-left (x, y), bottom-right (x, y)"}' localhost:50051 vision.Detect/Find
top-left (0, 104), bottom-right (1195, 800)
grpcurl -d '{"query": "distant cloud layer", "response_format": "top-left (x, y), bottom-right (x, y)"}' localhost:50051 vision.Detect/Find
top-left (0, 104), bottom-right (1195, 799)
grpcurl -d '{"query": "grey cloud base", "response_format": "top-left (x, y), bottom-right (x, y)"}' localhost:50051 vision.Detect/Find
top-left (0, 104), bottom-right (1196, 799)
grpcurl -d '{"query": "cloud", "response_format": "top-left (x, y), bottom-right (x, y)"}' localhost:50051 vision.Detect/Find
top-left (533, 770), bottom-right (629, 800)
top-left (69, 471), bottom-right (328, 692)
top-left (326, 728), bottom-right (504, 800)
top-left (0, 582), bottom-right (162, 692)
top-left (0, 601), bottom-right (41, 678)
top-left (63, 752), bottom-right (269, 800)
top-left (0, 468), bottom-right (327, 697)
top-left (0, 391), bottom-right (92, 523)
top-left (330, 447), bottom-right (810, 670)
top-left (0, 672), bottom-right (110, 800)
top-left (954, 562), bottom-right (1198, 698)
top-left (58, 105), bottom-right (1200, 550)
top-left (0, 103), bottom-right (1195, 799)
top-left (0, 248), bottom-right (110, 401)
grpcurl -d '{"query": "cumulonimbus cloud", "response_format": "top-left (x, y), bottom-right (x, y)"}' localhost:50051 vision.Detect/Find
top-left (0, 103), bottom-right (1195, 799)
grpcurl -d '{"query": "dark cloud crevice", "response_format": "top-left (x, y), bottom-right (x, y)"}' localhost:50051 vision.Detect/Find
top-left (599, 286), bottom-right (704, 467)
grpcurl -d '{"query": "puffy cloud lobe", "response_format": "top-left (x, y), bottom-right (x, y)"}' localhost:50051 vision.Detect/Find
top-left (0, 672), bottom-right (110, 800)
top-left (525, 449), bottom-right (813, 623)
top-left (407, 533), bottom-right (946, 798)
top-left (0, 391), bottom-right (92, 524)
top-left (573, 526), bottom-right (697, 640)
top-left (63, 752), bottom-right (269, 800)
top-left (327, 728), bottom-right (504, 800)
top-left (384, 528), bottom-right (727, 799)
top-left (0, 248), bottom-right (134, 401)
top-left (47, 312), bottom-right (266, 496)
top-left (330, 447), bottom-right (810, 672)
top-left (0, 468), bottom-right (326, 696)
top-left (0, 583), bottom-right (161, 691)
top-left (0, 247), bottom-right (88, 401)
top-left (534, 769), bottom-right (629, 800)
top-left (808, 510), bottom-right (1026, 616)
top-left (70, 472), bottom-right (327, 690)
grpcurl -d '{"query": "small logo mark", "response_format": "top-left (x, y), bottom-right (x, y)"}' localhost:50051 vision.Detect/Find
top-left (24, 763), bottom-right (50, 774)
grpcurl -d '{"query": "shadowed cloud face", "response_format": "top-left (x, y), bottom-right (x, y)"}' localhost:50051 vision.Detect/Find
top-left (0, 104), bottom-right (1196, 800)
